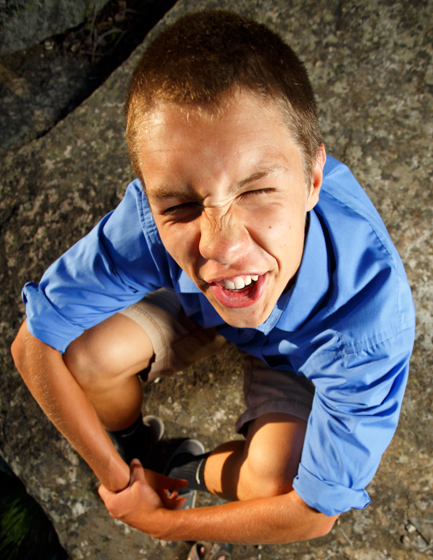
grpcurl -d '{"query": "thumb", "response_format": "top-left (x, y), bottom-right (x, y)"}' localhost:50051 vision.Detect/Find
top-left (129, 459), bottom-right (146, 484)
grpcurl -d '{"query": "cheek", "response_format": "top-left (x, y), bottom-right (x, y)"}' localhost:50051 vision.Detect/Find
top-left (159, 223), bottom-right (200, 268)
top-left (255, 217), bottom-right (306, 282)
top-left (248, 209), bottom-right (301, 255)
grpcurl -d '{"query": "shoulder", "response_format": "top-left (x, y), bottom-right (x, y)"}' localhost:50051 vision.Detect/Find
top-left (315, 156), bottom-right (414, 347)
top-left (319, 156), bottom-right (390, 239)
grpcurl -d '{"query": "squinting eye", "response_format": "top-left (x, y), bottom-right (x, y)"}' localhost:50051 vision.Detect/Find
top-left (240, 188), bottom-right (276, 198)
top-left (162, 202), bottom-right (202, 219)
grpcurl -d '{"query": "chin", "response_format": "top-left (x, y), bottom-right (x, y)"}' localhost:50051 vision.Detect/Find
top-left (217, 307), bottom-right (271, 329)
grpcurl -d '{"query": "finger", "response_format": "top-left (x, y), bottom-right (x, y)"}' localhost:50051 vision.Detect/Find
top-left (164, 476), bottom-right (189, 491)
top-left (161, 493), bottom-right (186, 510)
top-left (172, 495), bottom-right (186, 510)
top-left (142, 470), bottom-right (189, 492)
top-left (151, 471), bottom-right (189, 488)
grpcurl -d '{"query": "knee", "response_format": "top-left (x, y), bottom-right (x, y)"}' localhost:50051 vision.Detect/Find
top-left (239, 447), bottom-right (297, 499)
top-left (63, 334), bottom-right (108, 388)
top-left (63, 314), bottom-right (154, 388)
top-left (236, 413), bottom-right (307, 500)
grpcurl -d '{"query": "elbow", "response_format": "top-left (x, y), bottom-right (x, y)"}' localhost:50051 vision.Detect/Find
top-left (306, 513), bottom-right (339, 540)
top-left (276, 511), bottom-right (338, 545)
top-left (11, 325), bottom-right (25, 371)
top-left (289, 490), bottom-right (339, 542)
top-left (11, 320), bottom-right (36, 380)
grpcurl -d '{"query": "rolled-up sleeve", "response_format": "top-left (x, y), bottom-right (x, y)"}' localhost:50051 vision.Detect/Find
top-left (23, 180), bottom-right (166, 353)
top-left (293, 326), bottom-right (414, 516)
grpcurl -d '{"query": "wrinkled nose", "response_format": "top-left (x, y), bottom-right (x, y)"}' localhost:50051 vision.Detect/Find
top-left (198, 209), bottom-right (249, 264)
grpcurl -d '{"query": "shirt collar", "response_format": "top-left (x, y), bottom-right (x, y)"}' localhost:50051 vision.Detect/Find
top-left (273, 209), bottom-right (330, 333)
top-left (177, 270), bottom-right (201, 292)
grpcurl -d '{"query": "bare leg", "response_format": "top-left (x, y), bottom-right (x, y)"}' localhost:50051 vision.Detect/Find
top-left (204, 413), bottom-right (307, 501)
top-left (180, 415), bottom-right (306, 560)
top-left (64, 313), bottom-right (155, 431)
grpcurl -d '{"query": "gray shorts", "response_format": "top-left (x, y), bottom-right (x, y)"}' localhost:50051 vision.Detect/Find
top-left (119, 289), bottom-right (314, 434)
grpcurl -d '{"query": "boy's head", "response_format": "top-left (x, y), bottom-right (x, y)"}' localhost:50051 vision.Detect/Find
top-left (125, 9), bottom-right (322, 184)
top-left (125, 10), bottom-right (326, 328)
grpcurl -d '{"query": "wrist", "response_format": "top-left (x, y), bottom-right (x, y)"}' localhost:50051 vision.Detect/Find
top-left (95, 448), bottom-right (130, 492)
top-left (148, 508), bottom-right (178, 541)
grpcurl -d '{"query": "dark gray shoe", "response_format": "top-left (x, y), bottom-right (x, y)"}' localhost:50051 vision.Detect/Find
top-left (165, 439), bottom-right (205, 509)
top-left (143, 415), bottom-right (165, 448)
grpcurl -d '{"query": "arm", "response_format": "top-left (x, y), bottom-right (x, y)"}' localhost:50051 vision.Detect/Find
top-left (99, 460), bottom-right (338, 544)
top-left (11, 320), bottom-right (130, 492)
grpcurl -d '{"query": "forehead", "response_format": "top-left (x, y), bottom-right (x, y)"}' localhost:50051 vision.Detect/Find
top-left (138, 90), bottom-right (305, 196)
top-left (143, 89), bottom-right (292, 144)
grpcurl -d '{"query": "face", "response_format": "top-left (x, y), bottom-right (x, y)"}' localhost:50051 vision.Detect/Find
top-left (138, 90), bottom-right (325, 328)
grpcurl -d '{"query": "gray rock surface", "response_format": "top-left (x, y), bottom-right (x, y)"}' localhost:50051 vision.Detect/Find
top-left (0, 0), bottom-right (432, 559)
top-left (0, 0), bottom-right (110, 55)
top-left (0, 0), bottom-right (177, 159)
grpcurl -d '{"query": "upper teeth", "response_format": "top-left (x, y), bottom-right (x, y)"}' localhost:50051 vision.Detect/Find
top-left (217, 275), bottom-right (259, 290)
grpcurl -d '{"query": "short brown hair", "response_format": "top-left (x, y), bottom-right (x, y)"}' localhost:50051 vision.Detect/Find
top-left (126, 10), bottom-right (322, 182)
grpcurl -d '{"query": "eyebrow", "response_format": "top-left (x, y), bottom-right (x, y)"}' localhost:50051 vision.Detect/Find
top-left (147, 166), bottom-right (283, 202)
top-left (147, 184), bottom-right (202, 202)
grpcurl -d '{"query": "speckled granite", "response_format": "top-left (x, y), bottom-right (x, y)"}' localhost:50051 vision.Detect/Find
top-left (0, 1), bottom-right (432, 559)
top-left (0, 0), bottom-right (110, 55)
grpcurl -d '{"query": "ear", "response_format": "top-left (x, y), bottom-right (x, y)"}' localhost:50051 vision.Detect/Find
top-left (306, 144), bottom-right (326, 212)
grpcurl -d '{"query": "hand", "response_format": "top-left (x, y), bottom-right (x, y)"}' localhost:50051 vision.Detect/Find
top-left (99, 459), bottom-right (188, 537)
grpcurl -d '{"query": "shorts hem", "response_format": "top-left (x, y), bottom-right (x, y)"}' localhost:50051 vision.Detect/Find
top-left (235, 397), bottom-right (312, 435)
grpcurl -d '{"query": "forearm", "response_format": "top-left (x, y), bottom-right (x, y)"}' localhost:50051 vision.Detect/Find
top-left (104, 473), bottom-right (337, 545)
top-left (11, 320), bottom-right (130, 491)
top-left (158, 491), bottom-right (336, 544)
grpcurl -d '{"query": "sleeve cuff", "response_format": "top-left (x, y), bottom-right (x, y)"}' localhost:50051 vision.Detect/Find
top-left (23, 282), bottom-right (84, 353)
top-left (293, 463), bottom-right (371, 516)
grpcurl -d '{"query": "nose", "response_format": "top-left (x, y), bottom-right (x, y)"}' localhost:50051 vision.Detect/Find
top-left (198, 207), bottom-right (249, 265)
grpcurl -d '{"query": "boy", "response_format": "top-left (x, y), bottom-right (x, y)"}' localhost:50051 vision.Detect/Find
top-left (11, 9), bottom-right (415, 548)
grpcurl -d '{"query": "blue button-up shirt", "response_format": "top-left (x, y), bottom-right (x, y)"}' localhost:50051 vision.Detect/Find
top-left (23, 156), bottom-right (415, 516)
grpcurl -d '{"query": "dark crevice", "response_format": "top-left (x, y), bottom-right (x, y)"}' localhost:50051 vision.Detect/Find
top-left (0, 0), bottom-right (177, 156)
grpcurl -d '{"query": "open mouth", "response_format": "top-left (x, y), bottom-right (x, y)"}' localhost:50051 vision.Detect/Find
top-left (209, 274), bottom-right (265, 308)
